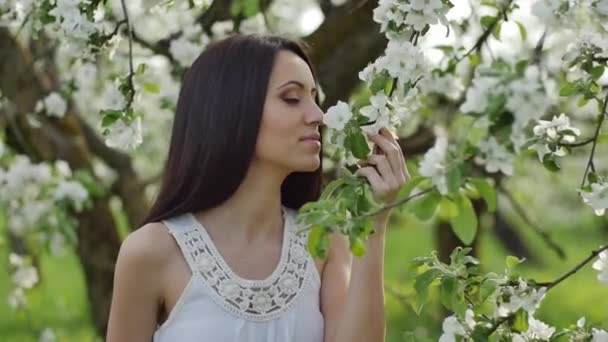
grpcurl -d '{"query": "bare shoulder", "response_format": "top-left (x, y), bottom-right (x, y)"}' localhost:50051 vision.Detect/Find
top-left (117, 222), bottom-right (178, 273)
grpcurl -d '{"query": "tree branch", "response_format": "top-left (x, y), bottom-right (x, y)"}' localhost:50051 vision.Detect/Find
top-left (499, 184), bottom-right (566, 259)
top-left (580, 94), bottom-right (608, 189)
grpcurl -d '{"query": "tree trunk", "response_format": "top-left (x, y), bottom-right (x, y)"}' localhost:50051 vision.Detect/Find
top-left (0, 28), bottom-right (128, 335)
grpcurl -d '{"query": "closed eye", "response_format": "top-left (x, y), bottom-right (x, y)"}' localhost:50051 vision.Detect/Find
top-left (284, 98), bottom-right (300, 105)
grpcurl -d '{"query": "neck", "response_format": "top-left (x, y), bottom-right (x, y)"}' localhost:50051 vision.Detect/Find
top-left (195, 159), bottom-right (290, 243)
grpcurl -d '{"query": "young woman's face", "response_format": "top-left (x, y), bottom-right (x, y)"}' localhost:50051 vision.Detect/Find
top-left (255, 50), bottom-right (324, 173)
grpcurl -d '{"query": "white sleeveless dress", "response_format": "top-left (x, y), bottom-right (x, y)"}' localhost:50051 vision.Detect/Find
top-left (153, 206), bottom-right (325, 342)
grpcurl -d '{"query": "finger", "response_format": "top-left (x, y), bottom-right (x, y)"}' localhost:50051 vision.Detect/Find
top-left (355, 166), bottom-right (388, 194)
top-left (368, 131), bottom-right (406, 182)
top-left (379, 127), bottom-right (409, 182)
top-left (367, 154), bottom-right (399, 189)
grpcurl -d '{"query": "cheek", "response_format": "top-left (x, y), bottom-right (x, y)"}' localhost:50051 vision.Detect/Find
top-left (255, 103), bottom-right (294, 158)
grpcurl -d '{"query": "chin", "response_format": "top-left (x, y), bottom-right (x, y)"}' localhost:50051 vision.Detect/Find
top-left (291, 157), bottom-right (321, 173)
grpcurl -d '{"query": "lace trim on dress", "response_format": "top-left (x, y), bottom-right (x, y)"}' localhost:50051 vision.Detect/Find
top-left (165, 207), bottom-right (315, 322)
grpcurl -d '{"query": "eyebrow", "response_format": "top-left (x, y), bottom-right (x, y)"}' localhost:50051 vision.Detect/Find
top-left (277, 80), bottom-right (317, 94)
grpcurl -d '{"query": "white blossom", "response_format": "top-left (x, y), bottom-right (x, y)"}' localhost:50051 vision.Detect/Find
top-left (438, 315), bottom-right (465, 342)
top-left (104, 116), bottom-right (143, 150)
top-left (595, 0), bottom-right (608, 15)
top-left (9, 253), bottom-right (39, 289)
top-left (531, 0), bottom-right (571, 27)
top-left (36, 92), bottom-right (68, 118)
top-left (48, 0), bottom-right (98, 40)
top-left (49, 231), bottom-right (67, 256)
top-left (54, 180), bottom-right (88, 210)
top-left (7, 287), bottom-right (26, 309)
top-left (419, 136), bottom-right (449, 194)
top-left (592, 249), bottom-right (608, 285)
top-left (577, 317), bottom-right (586, 328)
top-left (323, 101), bottom-right (353, 131)
top-left (474, 137), bottom-right (514, 176)
top-left (169, 25), bottom-right (210, 68)
top-left (460, 76), bottom-right (502, 114)
top-left (360, 92), bottom-right (393, 134)
top-left (506, 67), bottom-right (553, 129)
top-left (497, 280), bottom-right (547, 316)
top-left (360, 39), bottom-right (427, 90)
top-left (373, 0), bottom-right (451, 34)
top-left (580, 182), bottom-right (608, 216)
top-left (513, 316), bottom-right (555, 341)
top-left (39, 328), bottom-right (57, 342)
top-left (592, 328), bottom-right (608, 342)
top-left (529, 113), bottom-right (580, 162)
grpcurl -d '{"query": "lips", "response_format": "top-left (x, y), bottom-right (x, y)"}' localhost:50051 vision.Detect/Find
top-left (300, 133), bottom-right (321, 141)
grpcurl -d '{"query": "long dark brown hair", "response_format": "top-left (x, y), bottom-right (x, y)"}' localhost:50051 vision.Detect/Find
top-left (142, 34), bottom-right (322, 225)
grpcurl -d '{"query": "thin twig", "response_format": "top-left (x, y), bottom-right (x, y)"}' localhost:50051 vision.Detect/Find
top-left (360, 188), bottom-right (433, 219)
top-left (120, 0), bottom-right (135, 109)
top-left (561, 136), bottom-right (596, 148)
top-left (500, 184), bottom-right (566, 259)
top-left (455, 0), bottom-right (513, 63)
top-left (295, 188), bottom-right (434, 235)
top-left (580, 94), bottom-right (608, 189)
top-left (543, 245), bottom-right (608, 291)
top-left (488, 244), bottom-right (608, 335)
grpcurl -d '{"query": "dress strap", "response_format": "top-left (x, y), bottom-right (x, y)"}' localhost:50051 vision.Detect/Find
top-left (162, 214), bottom-right (203, 275)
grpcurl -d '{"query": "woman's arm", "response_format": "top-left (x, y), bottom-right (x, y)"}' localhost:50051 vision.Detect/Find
top-left (322, 127), bottom-right (408, 342)
top-left (106, 224), bottom-right (169, 342)
top-left (321, 216), bottom-right (389, 342)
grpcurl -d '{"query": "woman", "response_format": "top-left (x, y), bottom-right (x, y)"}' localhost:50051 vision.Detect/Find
top-left (106, 34), bottom-right (409, 342)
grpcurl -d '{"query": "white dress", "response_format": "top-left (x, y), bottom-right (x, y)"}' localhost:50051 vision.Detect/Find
top-left (153, 206), bottom-right (325, 342)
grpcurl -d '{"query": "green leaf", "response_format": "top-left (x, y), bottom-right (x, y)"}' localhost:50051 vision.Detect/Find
top-left (513, 309), bottom-right (529, 333)
top-left (136, 63), bottom-right (147, 76)
top-left (307, 225), bottom-right (329, 259)
top-left (345, 130), bottom-right (370, 159)
top-left (100, 110), bottom-right (123, 127)
top-left (588, 172), bottom-right (599, 184)
top-left (241, 0), bottom-right (260, 18)
top-left (415, 269), bottom-right (441, 306)
top-left (492, 21), bottom-right (502, 40)
top-left (143, 82), bottom-right (160, 93)
top-left (370, 73), bottom-right (391, 94)
top-left (515, 21), bottom-right (527, 41)
top-left (449, 193), bottom-right (478, 245)
top-left (468, 53), bottom-right (480, 67)
top-left (479, 279), bottom-right (497, 303)
top-left (515, 59), bottom-right (528, 75)
top-left (589, 65), bottom-right (605, 80)
top-left (433, 45), bottom-right (454, 53)
top-left (410, 191), bottom-right (441, 221)
top-left (437, 196), bottom-right (459, 221)
top-left (468, 178), bottom-right (497, 212)
top-left (480, 16), bottom-right (496, 29)
top-left (349, 236), bottom-right (366, 257)
top-left (396, 176), bottom-right (425, 202)
top-left (559, 83), bottom-right (578, 97)
top-left (446, 164), bottom-right (464, 194)
top-left (506, 255), bottom-right (524, 269)
top-left (320, 178), bottom-right (347, 200)
top-left (439, 276), bottom-right (458, 311)
top-left (384, 78), bottom-right (395, 96)
top-left (542, 154), bottom-right (560, 172)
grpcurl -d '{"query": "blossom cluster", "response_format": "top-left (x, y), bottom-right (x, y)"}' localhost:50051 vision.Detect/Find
top-left (373, 0), bottom-right (452, 34)
top-left (529, 113), bottom-right (580, 162)
top-left (0, 154), bottom-right (89, 238)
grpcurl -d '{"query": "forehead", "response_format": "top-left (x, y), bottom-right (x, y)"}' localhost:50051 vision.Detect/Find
top-left (268, 50), bottom-right (315, 87)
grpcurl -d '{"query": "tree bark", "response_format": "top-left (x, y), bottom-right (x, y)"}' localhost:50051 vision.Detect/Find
top-left (0, 28), bottom-right (124, 335)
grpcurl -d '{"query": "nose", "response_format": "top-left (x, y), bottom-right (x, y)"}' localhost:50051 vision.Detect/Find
top-left (304, 101), bottom-right (324, 126)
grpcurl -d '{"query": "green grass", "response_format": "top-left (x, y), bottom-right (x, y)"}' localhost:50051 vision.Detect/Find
top-left (1, 209), bottom-right (607, 341)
